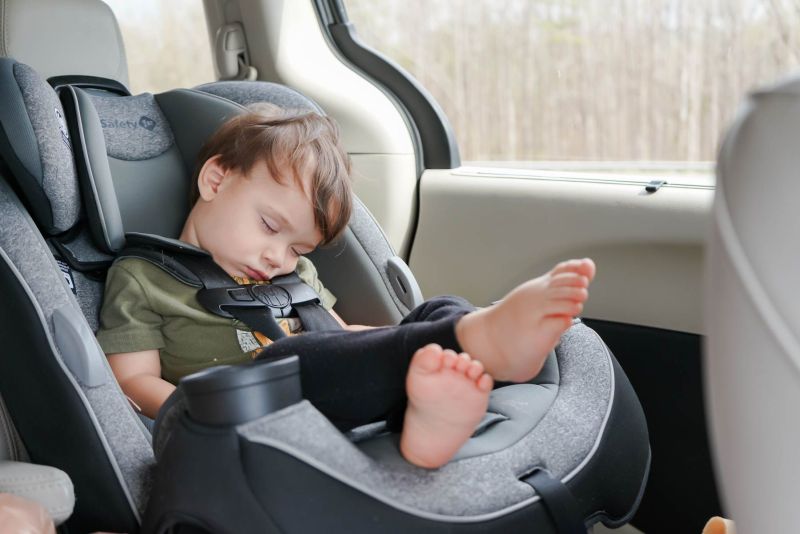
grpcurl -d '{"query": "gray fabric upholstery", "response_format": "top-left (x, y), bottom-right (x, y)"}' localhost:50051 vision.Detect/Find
top-left (238, 323), bottom-right (613, 517)
top-left (0, 179), bottom-right (154, 518)
top-left (3, 63), bottom-right (80, 232)
top-left (69, 271), bottom-right (104, 332)
top-left (0, 0), bottom-right (129, 86)
top-left (195, 81), bottom-right (323, 113)
top-left (71, 89), bottom-right (244, 250)
top-left (89, 93), bottom-right (175, 161)
top-left (308, 197), bottom-right (418, 325)
top-left (154, 89), bottom-right (246, 178)
top-left (49, 228), bottom-right (113, 332)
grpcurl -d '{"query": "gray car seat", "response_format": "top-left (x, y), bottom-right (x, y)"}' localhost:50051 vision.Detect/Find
top-left (705, 74), bottom-right (800, 533)
top-left (0, 1), bottom-right (650, 532)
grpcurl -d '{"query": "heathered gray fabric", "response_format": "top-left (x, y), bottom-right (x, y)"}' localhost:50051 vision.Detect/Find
top-left (0, 181), bottom-right (154, 516)
top-left (195, 81), bottom-right (323, 113)
top-left (238, 323), bottom-right (612, 516)
top-left (71, 272), bottom-right (104, 332)
top-left (13, 63), bottom-right (81, 232)
top-left (49, 228), bottom-right (113, 332)
top-left (82, 384), bottom-right (153, 514)
top-left (89, 93), bottom-right (174, 161)
top-left (349, 197), bottom-right (412, 316)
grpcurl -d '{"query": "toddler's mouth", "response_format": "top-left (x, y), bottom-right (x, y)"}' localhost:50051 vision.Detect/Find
top-left (245, 266), bottom-right (269, 281)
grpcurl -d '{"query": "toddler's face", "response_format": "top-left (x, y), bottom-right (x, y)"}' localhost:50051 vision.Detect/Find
top-left (191, 159), bottom-right (322, 280)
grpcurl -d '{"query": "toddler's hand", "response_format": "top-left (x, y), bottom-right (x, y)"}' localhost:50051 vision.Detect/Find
top-left (0, 492), bottom-right (55, 534)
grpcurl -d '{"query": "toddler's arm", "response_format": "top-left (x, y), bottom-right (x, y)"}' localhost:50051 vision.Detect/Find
top-left (329, 308), bottom-right (375, 331)
top-left (107, 350), bottom-right (175, 419)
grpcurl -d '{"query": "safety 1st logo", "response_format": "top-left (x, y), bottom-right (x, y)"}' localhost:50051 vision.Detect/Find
top-left (100, 116), bottom-right (157, 131)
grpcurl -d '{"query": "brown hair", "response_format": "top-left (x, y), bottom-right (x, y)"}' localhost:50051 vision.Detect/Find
top-left (191, 105), bottom-right (352, 245)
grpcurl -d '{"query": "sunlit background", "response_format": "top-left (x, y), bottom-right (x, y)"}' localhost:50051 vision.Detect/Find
top-left (104, 0), bottom-right (800, 164)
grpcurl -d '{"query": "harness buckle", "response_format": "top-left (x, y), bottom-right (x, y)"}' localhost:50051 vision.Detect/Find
top-left (248, 285), bottom-right (291, 309)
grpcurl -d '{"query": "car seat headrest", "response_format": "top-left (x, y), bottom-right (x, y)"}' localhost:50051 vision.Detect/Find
top-left (65, 86), bottom-right (247, 252)
top-left (0, 0), bottom-right (129, 87)
top-left (0, 58), bottom-right (81, 234)
top-left (88, 92), bottom-right (176, 161)
top-left (195, 81), bottom-right (324, 114)
top-left (68, 82), bottom-right (324, 253)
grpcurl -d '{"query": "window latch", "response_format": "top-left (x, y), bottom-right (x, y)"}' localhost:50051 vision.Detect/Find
top-left (644, 180), bottom-right (667, 193)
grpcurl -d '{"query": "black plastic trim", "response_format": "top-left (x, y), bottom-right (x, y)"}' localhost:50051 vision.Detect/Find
top-left (0, 248), bottom-right (138, 533)
top-left (48, 75), bottom-right (130, 96)
top-left (0, 59), bottom-right (55, 233)
top-left (311, 0), bottom-right (461, 171)
top-left (583, 318), bottom-right (722, 534)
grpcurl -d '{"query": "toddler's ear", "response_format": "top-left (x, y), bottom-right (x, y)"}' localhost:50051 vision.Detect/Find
top-left (197, 155), bottom-right (228, 201)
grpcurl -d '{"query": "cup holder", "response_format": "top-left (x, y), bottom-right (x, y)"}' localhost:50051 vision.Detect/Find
top-left (179, 355), bottom-right (301, 426)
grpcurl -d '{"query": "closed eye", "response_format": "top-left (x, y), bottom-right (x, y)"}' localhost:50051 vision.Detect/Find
top-left (260, 217), bottom-right (277, 234)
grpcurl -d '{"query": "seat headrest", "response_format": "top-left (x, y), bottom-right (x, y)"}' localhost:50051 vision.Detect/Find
top-left (66, 86), bottom-right (247, 252)
top-left (0, 0), bottom-right (129, 87)
top-left (0, 58), bottom-right (81, 234)
top-left (195, 81), bottom-right (324, 114)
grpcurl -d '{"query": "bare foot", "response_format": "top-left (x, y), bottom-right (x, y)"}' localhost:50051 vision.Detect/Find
top-left (400, 344), bottom-right (494, 469)
top-left (455, 258), bottom-right (596, 382)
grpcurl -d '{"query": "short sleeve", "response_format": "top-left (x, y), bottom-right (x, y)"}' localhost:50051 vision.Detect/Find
top-left (296, 256), bottom-right (337, 310)
top-left (95, 261), bottom-right (166, 354)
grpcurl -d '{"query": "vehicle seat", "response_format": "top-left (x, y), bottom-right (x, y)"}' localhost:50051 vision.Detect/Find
top-left (0, 1), bottom-right (650, 531)
top-left (705, 73), bottom-right (800, 533)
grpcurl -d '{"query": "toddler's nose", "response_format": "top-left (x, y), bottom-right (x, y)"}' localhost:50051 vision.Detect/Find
top-left (264, 247), bottom-right (287, 270)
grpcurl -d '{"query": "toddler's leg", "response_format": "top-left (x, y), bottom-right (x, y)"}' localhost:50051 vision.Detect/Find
top-left (400, 344), bottom-right (493, 468)
top-left (456, 258), bottom-right (595, 382)
top-left (256, 296), bottom-right (475, 431)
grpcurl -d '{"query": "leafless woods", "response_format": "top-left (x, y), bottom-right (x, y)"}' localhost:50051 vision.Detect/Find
top-left (348, 0), bottom-right (800, 162)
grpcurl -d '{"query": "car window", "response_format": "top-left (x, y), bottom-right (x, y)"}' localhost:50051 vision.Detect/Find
top-left (102, 0), bottom-right (215, 94)
top-left (345, 0), bottom-right (800, 168)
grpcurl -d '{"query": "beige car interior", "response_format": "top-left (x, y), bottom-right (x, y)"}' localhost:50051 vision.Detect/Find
top-left (4, 0), bottom-right (785, 532)
top-left (215, 0), bottom-right (712, 335)
top-left (705, 73), bottom-right (800, 534)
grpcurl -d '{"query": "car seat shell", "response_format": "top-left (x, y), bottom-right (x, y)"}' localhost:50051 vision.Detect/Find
top-left (0, 0), bottom-right (651, 529)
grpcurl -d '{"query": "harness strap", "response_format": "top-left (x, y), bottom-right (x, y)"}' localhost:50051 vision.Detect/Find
top-left (295, 302), bottom-right (341, 332)
top-left (228, 307), bottom-right (287, 341)
top-left (522, 469), bottom-right (586, 534)
top-left (117, 232), bottom-right (342, 337)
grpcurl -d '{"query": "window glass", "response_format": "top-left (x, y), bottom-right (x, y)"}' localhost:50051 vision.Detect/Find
top-left (102, 0), bottom-right (215, 94)
top-left (345, 0), bottom-right (800, 165)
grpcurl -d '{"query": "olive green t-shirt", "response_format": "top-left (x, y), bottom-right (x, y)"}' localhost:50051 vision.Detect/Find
top-left (95, 257), bottom-right (336, 384)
